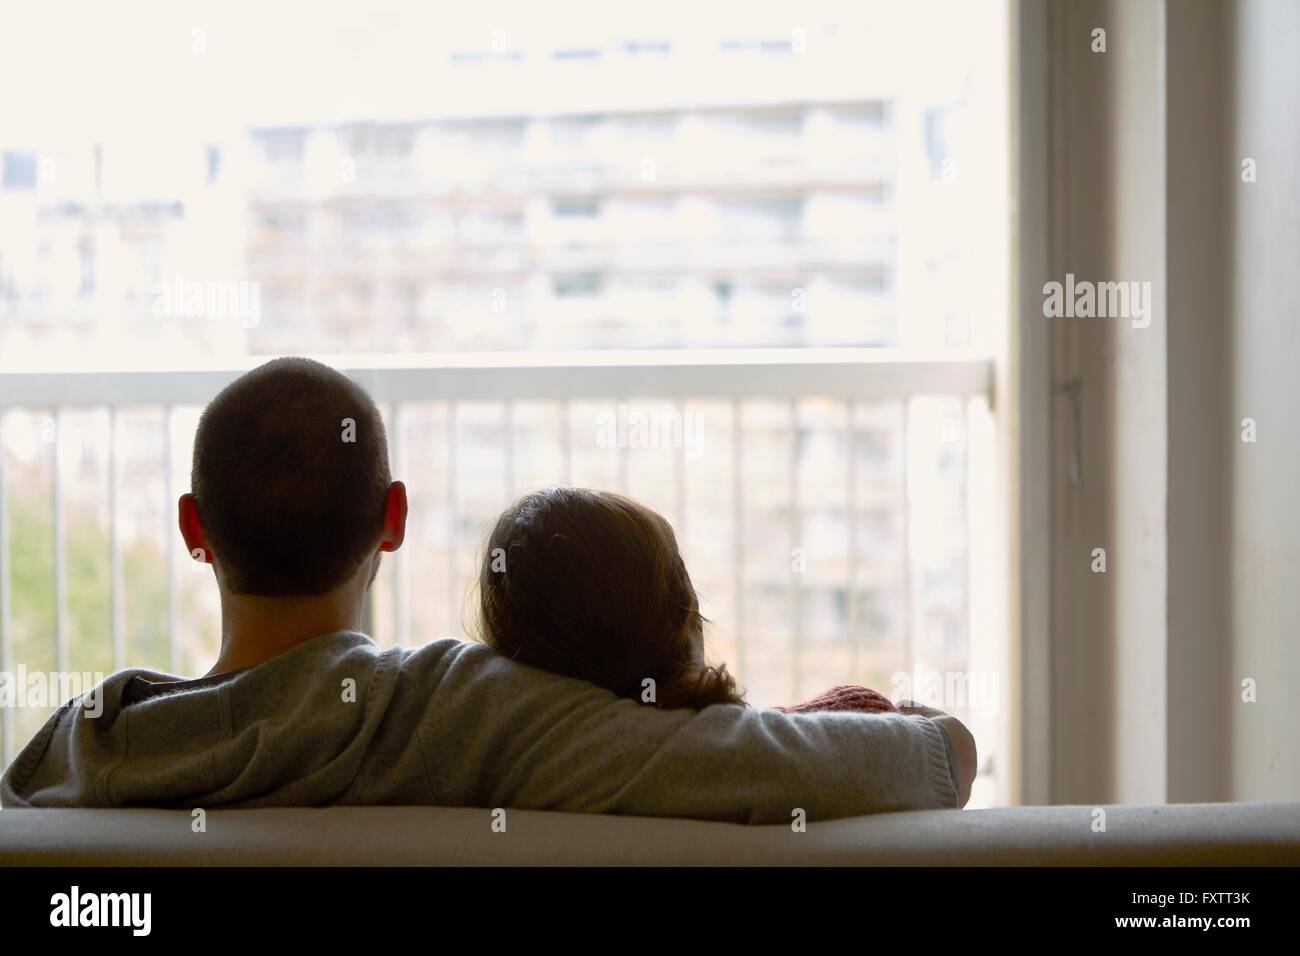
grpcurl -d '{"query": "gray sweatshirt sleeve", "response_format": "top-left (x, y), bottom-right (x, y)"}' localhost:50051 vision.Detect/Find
top-left (414, 643), bottom-right (960, 824)
top-left (586, 704), bottom-right (960, 824)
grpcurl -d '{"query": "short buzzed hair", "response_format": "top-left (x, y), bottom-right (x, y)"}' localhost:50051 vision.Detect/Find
top-left (191, 357), bottom-right (391, 596)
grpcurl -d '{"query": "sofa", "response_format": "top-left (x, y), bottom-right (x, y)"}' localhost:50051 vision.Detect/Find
top-left (1, 801), bottom-right (1297, 865)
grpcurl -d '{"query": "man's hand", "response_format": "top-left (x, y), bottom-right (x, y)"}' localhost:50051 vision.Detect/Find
top-left (898, 701), bottom-right (976, 808)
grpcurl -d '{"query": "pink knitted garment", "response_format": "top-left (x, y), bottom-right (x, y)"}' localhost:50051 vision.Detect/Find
top-left (775, 684), bottom-right (899, 715)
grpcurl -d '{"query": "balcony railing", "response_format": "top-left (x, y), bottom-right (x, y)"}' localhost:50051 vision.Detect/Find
top-left (0, 349), bottom-right (995, 785)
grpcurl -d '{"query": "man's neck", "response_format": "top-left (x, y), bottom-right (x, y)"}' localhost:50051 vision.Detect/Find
top-left (207, 587), bottom-right (366, 676)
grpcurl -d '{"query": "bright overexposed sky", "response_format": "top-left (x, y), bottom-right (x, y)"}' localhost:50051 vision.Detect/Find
top-left (0, 0), bottom-right (985, 140)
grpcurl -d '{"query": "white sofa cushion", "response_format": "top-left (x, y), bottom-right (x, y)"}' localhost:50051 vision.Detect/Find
top-left (1, 801), bottom-right (1297, 865)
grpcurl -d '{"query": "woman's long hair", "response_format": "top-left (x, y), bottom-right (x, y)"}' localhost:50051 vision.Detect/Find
top-left (478, 487), bottom-right (744, 710)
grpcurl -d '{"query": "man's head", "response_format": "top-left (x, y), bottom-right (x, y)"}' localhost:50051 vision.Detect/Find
top-left (180, 357), bottom-right (404, 597)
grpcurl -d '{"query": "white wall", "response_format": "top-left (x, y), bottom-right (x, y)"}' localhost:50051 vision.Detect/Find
top-left (1165, 0), bottom-right (1231, 803)
top-left (1040, 0), bottom-right (1298, 804)
top-left (1048, 0), bottom-right (1169, 804)
top-left (1225, 0), bottom-right (1300, 801)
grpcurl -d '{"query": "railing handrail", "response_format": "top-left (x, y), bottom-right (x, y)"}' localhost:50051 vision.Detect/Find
top-left (0, 348), bottom-right (993, 406)
top-left (0, 345), bottom-right (995, 769)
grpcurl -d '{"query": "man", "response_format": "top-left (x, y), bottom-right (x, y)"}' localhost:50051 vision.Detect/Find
top-left (1, 357), bottom-right (975, 822)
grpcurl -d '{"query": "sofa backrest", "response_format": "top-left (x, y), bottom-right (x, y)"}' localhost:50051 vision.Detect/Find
top-left (2, 802), bottom-right (1297, 865)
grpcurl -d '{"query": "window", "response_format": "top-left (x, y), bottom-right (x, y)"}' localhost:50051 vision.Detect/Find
top-left (0, 0), bottom-right (1009, 805)
top-left (1, 152), bottom-right (37, 192)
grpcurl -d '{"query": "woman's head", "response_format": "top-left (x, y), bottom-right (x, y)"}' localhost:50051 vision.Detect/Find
top-left (478, 487), bottom-right (743, 710)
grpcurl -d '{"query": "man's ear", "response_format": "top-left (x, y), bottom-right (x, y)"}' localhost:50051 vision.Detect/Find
top-left (178, 493), bottom-right (214, 565)
top-left (379, 481), bottom-right (407, 553)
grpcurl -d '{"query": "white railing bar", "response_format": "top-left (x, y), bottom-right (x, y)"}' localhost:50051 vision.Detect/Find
top-left (846, 399), bottom-right (859, 681)
top-left (616, 399), bottom-right (629, 493)
top-left (961, 399), bottom-right (973, 685)
top-left (446, 401), bottom-right (458, 637)
top-left (0, 411), bottom-right (11, 765)
top-left (674, 399), bottom-right (687, 540)
top-left (559, 400), bottom-right (572, 486)
top-left (53, 411), bottom-right (67, 676)
top-left (109, 409), bottom-right (125, 672)
top-left (900, 399), bottom-right (913, 681)
top-left (392, 403), bottom-right (410, 648)
top-left (730, 399), bottom-right (745, 683)
top-left (0, 350), bottom-right (993, 407)
top-left (789, 400), bottom-right (803, 701)
top-left (503, 400), bottom-right (516, 499)
top-left (164, 406), bottom-right (180, 675)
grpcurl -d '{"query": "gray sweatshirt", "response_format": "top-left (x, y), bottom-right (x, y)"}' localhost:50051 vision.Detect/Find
top-left (0, 631), bottom-right (959, 823)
